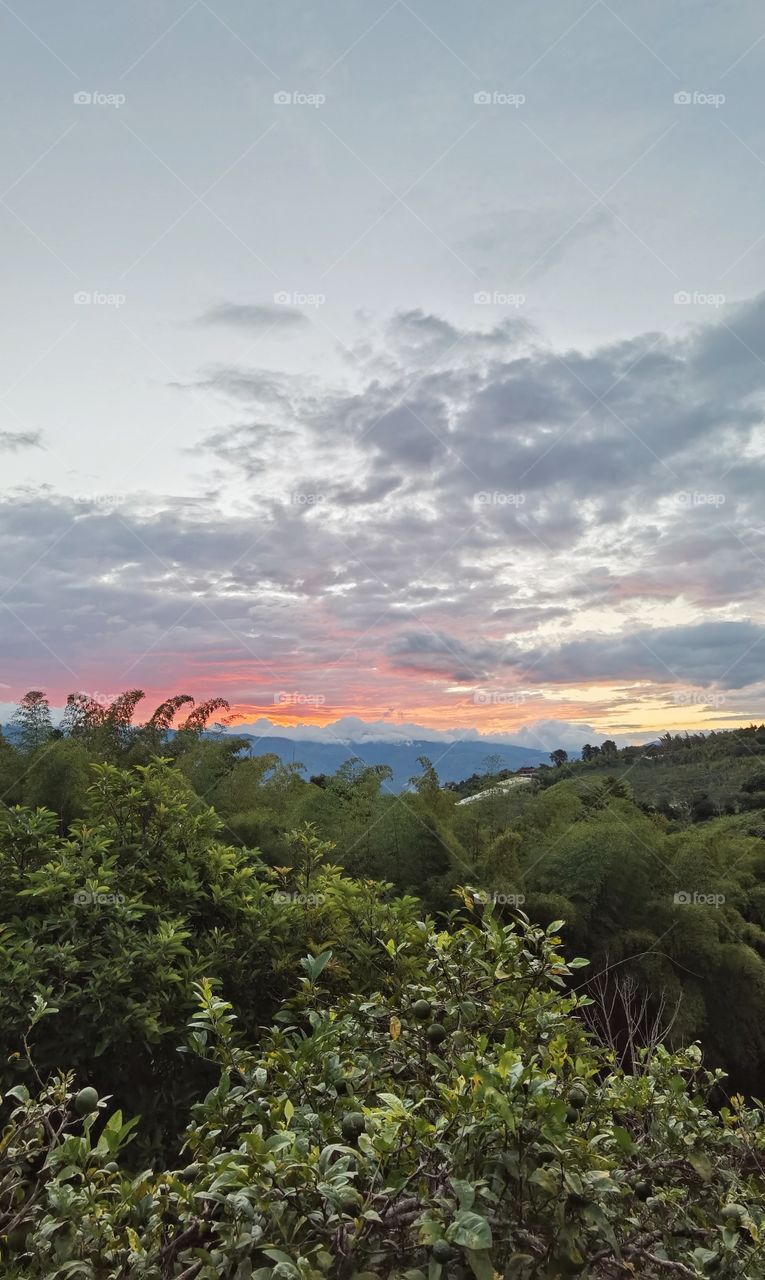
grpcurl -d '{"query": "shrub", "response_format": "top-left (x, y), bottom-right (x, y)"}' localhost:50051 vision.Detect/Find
top-left (4, 914), bottom-right (765, 1278)
top-left (0, 763), bottom-right (424, 1156)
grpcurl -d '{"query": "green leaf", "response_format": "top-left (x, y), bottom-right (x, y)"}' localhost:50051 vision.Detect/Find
top-left (688, 1150), bottom-right (713, 1183)
top-left (530, 1167), bottom-right (560, 1195)
top-left (447, 1210), bottom-right (492, 1251)
top-left (300, 949), bottom-right (332, 981)
top-left (584, 1203), bottom-right (620, 1255)
top-left (612, 1126), bottom-right (636, 1154)
top-left (466, 1249), bottom-right (495, 1280)
top-left (4, 1084), bottom-right (30, 1103)
top-left (451, 1178), bottom-right (475, 1210)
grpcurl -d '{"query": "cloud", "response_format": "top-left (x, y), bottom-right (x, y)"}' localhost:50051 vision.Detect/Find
top-left (0, 430), bottom-right (43, 452)
top-left (196, 302), bottom-right (308, 331)
top-left (223, 715), bottom-right (622, 752)
top-left (506, 622), bottom-right (765, 691)
top-left (510, 719), bottom-right (622, 752)
top-left (4, 295), bottom-right (765, 730)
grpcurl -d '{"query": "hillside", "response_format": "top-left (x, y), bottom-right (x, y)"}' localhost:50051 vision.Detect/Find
top-left (532, 725), bottom-right (765, 821)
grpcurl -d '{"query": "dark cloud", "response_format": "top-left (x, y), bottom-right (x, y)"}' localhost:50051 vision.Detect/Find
top-left (0, 430), bottom-right (43, 452)
top-left (507, 622), bottom-right (765, 691)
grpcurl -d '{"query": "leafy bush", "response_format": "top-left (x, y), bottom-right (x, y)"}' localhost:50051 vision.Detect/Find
top-left (4, 913), bottom-right (765, 1278)
top-left (0, 762), bottom-right (424, 1156)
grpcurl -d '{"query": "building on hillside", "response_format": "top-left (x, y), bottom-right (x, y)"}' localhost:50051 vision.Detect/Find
top-left (515, 766), bottom-right (539, 777)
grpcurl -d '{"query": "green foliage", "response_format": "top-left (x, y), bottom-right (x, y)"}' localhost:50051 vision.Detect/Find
top-left (6, 692), bottom-right (765, 1169)
top-left (0, 761), bottom-right (425, 1156)
top-left (552, 724), bottom-right (765, 821)
top-left (4, 917), bottom-right (765, 1277)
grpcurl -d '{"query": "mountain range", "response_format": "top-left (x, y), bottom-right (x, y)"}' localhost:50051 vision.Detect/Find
top-left (231, 734), bottom-right (549, 792)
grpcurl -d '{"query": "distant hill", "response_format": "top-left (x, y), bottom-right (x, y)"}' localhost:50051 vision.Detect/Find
top-left (0, 724), bottom-right (549, 792)
top-left (230, 735), bottom-right (549, 793)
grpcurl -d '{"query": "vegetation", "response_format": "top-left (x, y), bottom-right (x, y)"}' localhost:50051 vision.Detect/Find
top-left (6, 911), bottom-right (765, 1278)
top-left (537, 728), bottom-right (765, 823)
top-left (0, 759), bottom-right (423, 1158)
top-left (3, 691), bottom-right (765, 1275)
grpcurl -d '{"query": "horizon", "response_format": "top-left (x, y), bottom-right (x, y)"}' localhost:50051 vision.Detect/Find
top-left (2, 697), bottom-right (759, 757)
top-left (2, 3), bottom-right (765, 739)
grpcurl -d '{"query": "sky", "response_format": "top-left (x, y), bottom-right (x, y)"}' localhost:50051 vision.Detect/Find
top-left (1, 0), bottom-right (765, 751)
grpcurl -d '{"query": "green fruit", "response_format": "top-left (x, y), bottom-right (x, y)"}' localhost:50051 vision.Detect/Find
top-left (104, 1161), bottom-right (119, 1173)
top-left (432, 1240), bottom-right (453, 1264)
top-left (635, 1180), bottom-right (651, 1201)
top-left (341, 1111), bottom-right (365, 1141)
top-left (565, 1105), bottom-right (579, 1124)
top-left (426, 1022), bottom-right (448, 1046)
top-left (180, 1163), bottom-right (200, 1182)
top-left (413, 999), bottom-right (432, 1021)
top-left (74, 1086), bottom-right (99, 1116)
top-left (721, 1202), bottom-right (746, 1221)
top-left (568, 1085), bottom-right (587, 1109)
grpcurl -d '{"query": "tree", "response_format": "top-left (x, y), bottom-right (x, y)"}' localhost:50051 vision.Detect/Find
top-left (21, 738), bottom-right (91, 830)
top-left (550, 747), bottom-right (569, 767)
top-left (180, 697), bottom-right (230, 734)
top-left (480, 752), bottom-right (504, 776)
top-left (0, 728), bottom-right (22, 805)
top-left (0, 760), bottom-right (424, 1155)
top-left (10, 690), bottom-right (53, 754)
